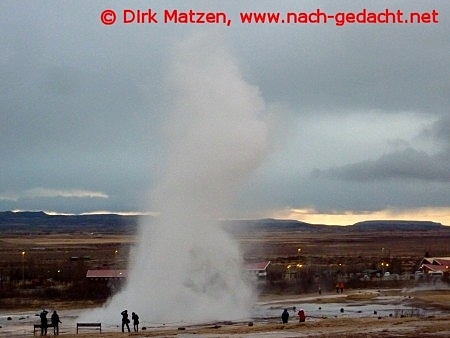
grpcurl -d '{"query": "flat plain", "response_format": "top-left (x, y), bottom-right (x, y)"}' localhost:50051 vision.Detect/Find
top-left (2, 224), bottom-right (450, 336)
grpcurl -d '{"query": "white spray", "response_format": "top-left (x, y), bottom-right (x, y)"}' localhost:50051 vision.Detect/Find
top-left (80, 33), bottom-right (269, 326)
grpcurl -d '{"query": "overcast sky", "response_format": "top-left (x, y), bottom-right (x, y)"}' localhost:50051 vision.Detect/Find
top-left (1, 0), bottom-right (449, 225)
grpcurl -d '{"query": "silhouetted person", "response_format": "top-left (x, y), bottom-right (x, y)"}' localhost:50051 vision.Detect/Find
top-left (39, 309), bottom-right (48, 336)
top-left (132, 312), bottom-right (139, 332)
top-left (121, 310), bottom-right (130, 332)
top-left (281, 309), bottom-right (289, 324)
top-left (51, 310), bottom-right (62, 335)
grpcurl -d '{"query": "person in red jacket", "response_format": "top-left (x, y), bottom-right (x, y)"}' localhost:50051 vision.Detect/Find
top-left (298, 309), bottom-right (306, 322)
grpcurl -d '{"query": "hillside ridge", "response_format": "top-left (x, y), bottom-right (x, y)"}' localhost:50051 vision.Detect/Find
top-left (0, 211), bottom-right (444, 233)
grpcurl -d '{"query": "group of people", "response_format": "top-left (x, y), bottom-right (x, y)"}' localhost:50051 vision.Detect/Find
top-left (281, 307), bottom-right (306, 324)
top-left (39, 308), bottom-right (139, 335)
top-left (39, 309), bottom-right (62, 336)
top-left (120, 309), bottom-right (140, 332)
top-left (336, 282), bottom-right (345, 293)
top-left (41, 306), bottom-right (307, 334)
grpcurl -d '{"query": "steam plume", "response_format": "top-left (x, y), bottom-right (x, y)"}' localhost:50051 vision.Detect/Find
top-left (79, 33), bottom-right (268, 325)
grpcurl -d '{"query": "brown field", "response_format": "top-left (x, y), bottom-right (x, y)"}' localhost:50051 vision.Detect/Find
top-left (2, 227), bottom-right (450, 336)
top-left (2, 228), bottom-right (450, 271)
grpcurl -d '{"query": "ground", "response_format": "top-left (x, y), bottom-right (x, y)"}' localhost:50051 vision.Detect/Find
top-left (2, 288), bottom-right (450, 337)
top-left (2, 227), bottom-right (450, 336)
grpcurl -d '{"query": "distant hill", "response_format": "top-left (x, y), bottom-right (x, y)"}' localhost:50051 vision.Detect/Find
top-left (351, 220), bottom-right (444, 231)
top-left (223, 218), bottom-right (333, 233)
top-left (0, 211), bottom-right (445, 233)
top-left (225, 218), bottom-right (445, 233)
top-left (0, 211), bottom-right (140, 233)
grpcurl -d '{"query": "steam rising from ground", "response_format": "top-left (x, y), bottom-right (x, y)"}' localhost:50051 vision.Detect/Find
top-left (79, 34), bottom-right (268, 325)
top-left (403, 280), bottom-right (450, 293)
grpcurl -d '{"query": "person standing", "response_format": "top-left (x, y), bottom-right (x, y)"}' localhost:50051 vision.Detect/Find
top-left (132, 312), bottom-right (139, 332)
top-left (121, 310), bottom-right (131, 332)
top-left (281, 308), bottom-right (289, 324)
top-left (51, 310), bottom-right (62, 335)
top-left (298, 308), bottom-right (306, 322)
top-left (39, 309), bottom-right (48, 336)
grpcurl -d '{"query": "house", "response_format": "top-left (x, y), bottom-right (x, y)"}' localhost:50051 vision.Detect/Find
top-left (417, 257), bottom-right (450, 274)
top-left (243, 261), bottom-right (271, 278)
top-left (86, 269), bottom-right (128, 281)
top-left (86, 262), bottom-right (271, 281)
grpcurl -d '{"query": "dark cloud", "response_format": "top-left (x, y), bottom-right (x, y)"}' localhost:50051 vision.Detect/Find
top-left (314, 148), bottom-right (450, 182)
top-left (422, 115), bottom-right (450, 144)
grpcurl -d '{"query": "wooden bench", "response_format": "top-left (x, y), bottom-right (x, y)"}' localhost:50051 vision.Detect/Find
top-left (77, 322), bottom-right (102, 334)
top-left (33, 323), bottom-right (54, 336)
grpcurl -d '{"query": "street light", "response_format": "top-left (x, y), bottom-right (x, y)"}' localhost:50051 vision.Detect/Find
top-left (114, 250), bottom-right (119, 279)
top-left (21, 251), bottom-right (25, 283)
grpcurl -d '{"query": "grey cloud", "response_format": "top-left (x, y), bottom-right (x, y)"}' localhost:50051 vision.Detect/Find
top-left (238, 1), bottom-right (450, 116)
top-left (1, 0), bottom-right (449, 216)
top-left (422, 116), bottom-right (450, 144)
top-left (313, 148), bottom-right (450, 182)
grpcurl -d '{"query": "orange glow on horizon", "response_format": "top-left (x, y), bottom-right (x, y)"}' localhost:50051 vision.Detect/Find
top-left (270, 207), bottom-right (450, 226)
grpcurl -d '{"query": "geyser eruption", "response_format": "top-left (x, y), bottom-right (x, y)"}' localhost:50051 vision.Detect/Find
top-left (80, 33), bottom-right (268, 325)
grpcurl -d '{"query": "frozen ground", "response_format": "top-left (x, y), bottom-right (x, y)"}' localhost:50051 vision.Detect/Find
top-left (1, 289), bottom-right (449, 337)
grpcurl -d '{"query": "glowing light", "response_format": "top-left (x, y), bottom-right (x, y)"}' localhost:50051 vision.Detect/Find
top-left (271, 207), bottom-right (450, 226)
